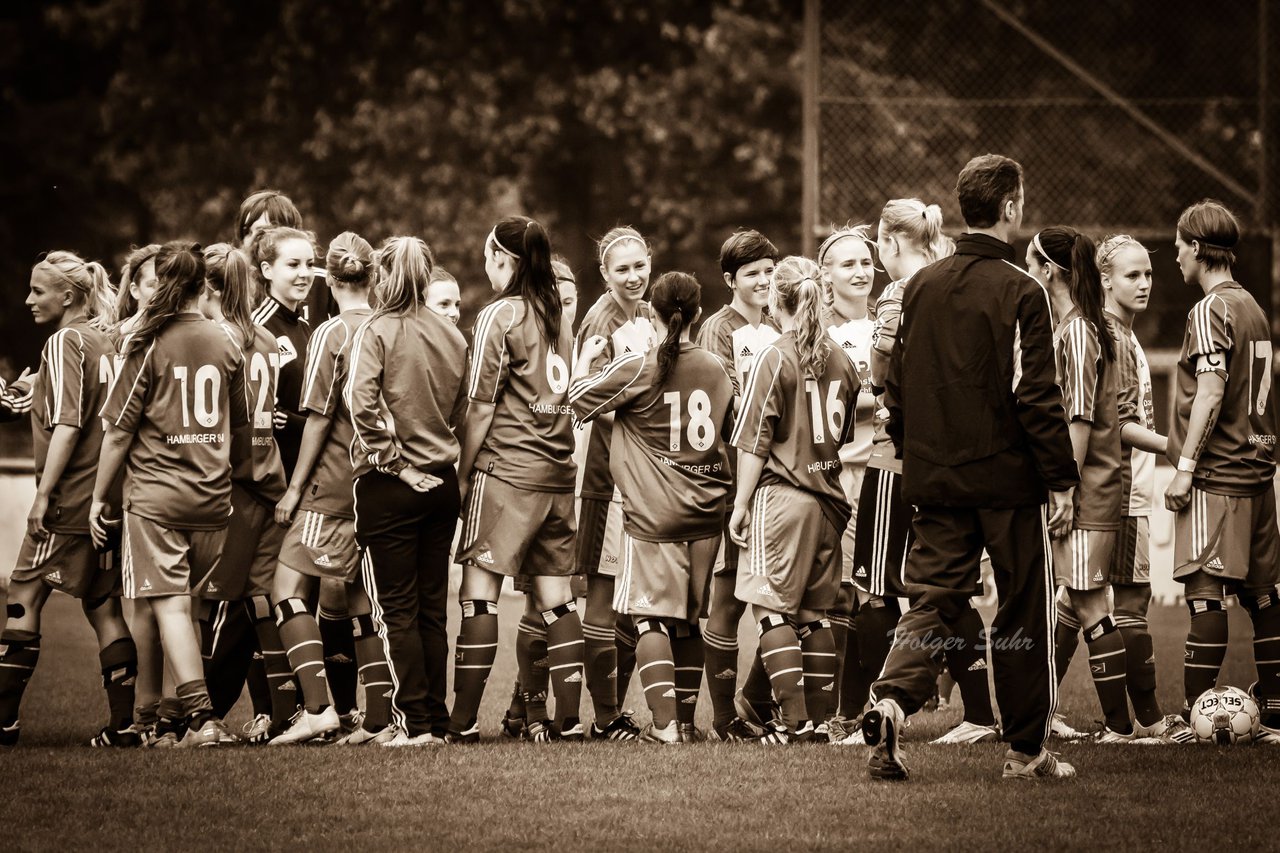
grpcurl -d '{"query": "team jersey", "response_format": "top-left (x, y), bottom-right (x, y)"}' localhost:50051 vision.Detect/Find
top-left (297, 308), bottom-right (369, 519)
top-left (695, 304), bottom-right (780, 391)
top-left (469, 297), bottom-right (576, 493)
top-left (824, 306), bottom-right (875, 471)
top-left (253, 295), bottom-right (310, 478)
top-left (868, 278), bottom-right (907, 473)
top-left (570, 343), bottom-right (734, 541)
top-left (731, 332), bottom-right (860, 530)
top-left (102, 314), bottom-right (248, 530)
top-left (574, 293), bottom-right (658, 500)
top-left (345, 308), bottom-right (469, 481)
top-left (1052, 310), bottom-right (1123, 530)
top-left (1108, 311), bottom-right (1155, 517)
top-left (31, 320), bottom-right (114, 533)
top-left (1169, 281), bottom-right (1278, 495)
top-left (226, 324), bottom-right (286, 507)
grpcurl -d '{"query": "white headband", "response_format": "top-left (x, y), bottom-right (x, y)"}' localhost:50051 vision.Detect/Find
top-left (1032, 233), bottom-right (1068, 272)
top-left (487, 227), bottom-right (518, 260)
top-left (600, 234), bottom-right (645, 265)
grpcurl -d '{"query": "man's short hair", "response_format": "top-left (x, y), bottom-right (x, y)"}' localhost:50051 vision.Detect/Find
top-left (955, 155), bottom-right (1023, 229)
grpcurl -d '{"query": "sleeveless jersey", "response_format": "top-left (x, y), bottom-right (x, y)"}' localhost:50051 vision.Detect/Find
top-left (226, 324), bottom-right (286, 507)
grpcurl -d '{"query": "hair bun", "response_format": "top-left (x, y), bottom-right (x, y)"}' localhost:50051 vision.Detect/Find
top-left (338, 252), bottom-right (365, 280)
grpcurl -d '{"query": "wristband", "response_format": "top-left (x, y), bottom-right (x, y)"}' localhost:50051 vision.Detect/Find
top-left (1176, 456), bottom-right (1197, 474)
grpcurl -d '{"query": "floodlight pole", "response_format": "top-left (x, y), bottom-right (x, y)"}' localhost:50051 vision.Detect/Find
top-left (802, 0), bottom-right (820, 259)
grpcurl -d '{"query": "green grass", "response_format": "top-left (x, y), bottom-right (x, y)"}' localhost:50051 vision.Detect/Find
top-left (3, 594), bottom-right (1278, 852)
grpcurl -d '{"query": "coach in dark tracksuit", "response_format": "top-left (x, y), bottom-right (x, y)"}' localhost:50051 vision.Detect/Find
top-left (867, 155), bottom-right (1079, 778)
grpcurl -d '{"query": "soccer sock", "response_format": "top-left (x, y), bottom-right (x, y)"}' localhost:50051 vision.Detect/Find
top-left (583, 620), bottom-right (619, 723)
top-left (1115, 611), bottom-right (1161, 727)
top-left (839, 604), bottom-right (870, 718)
top-left (351, 614), bottom-right (392, 732)
top-left (1242, 590), bottom-right (1280, 726)
top-left (156, 696), bottom-right (184, 736)
top-left (615, 616), bottom-right (638, 710)
top-left (200, 600), bottom-right (254, 718)
top-left (449, 600), bottom-right (499, 732)
top-left (0, 631), bottom-right (40, 726)
top-left (671, 623), bottom-right (704, 726)
top-left (1054, 599), bottom-right (1082, 685)
top-left (758, 616), bottom-right (805, 730)
top-left (249, 597), bottom-right (297, 725)
top-left (275, 599), bottom-right (330, 715)
top-left (135, 699), bottom-right (160, 729)
top-left (1184, 599), bottom-right (1228, 709)
top-left (827, 611), bottom-right (852, 719)
top-left (515, 613), bottom-right (549, 723)
top-left (543, 602), bottom-right (584, 730)
top-left (798, 619), bottom-right (836, 725)
top-left (855, 596), bottom-right (900, 690)
top-left (175, 679), bottom-right (215, 729)
top-left (702, 628), bottom-right (739, 728)
top-left (98, 637), bottom-right (138, 730)
top-left (318, 606), bottom-right (358, 716)
top-left (944, 606), bottom-right (997, 727)
top-left (741, 651), bottom-right (773, 719)
top-left (1084, 616), bottom-right (1131, 734)
top-left (247, 652), bottom-right (272, 717)
top-left (636, 619), bottom-right (677, 728)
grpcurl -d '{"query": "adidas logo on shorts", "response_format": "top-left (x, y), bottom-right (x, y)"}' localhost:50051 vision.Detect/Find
top-left (1092, 571), bottom-right (1103, 582)
top-left (1206, 557), bottom-right (1225, 570)
top-left (855, 566), bottom-right (868, 578)
top-left (968, 659), bottom-right (988, 672)
top-left (635, 594), bottom-right (653, 608)
top-left (756, 583), bottom-right (775, 597)
top-left (314, 554), bottom-right (332, 567)
top-left (564, 671), bottom-right (583, 683)
top-left (140, 579), bottom-right (153, 592)
top-left (206, 581), bottom-right (219, 595)
top-left (713, 669), bottom-right (736, 680)
top-left (44, 570), bottom-right (62, 585)
top-left (478, 550), bottom-right (496, 565)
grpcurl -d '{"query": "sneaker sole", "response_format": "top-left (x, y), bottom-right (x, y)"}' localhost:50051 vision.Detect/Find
top-left (863, 711), bottom-right (909, 780)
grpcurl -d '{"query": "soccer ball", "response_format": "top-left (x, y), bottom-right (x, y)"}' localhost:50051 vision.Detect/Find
top-left (1189, 686), bottom-right (1259, 745)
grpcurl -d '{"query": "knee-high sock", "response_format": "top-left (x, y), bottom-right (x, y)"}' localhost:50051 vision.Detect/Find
top-left (1054, 598), bottom-right (1082, 686)
top-left (1243, 591), bottom-right (1280, 727)
top-left (944, 606), bottom-right (996, 727)
top-left (449, 600), bottom-right (499, 732)
top-left (200, 600), bottom-right (255, 718)
top-left (636, 620), bottom-right (677, 728)
top-left (702, 628), bottom-right (739, 728)
top-left (175, 678), bottom-right (215, 729)
top-left (671, 623), bottom-right (704, 726)
top-left (855, 597), bottom-right (900, 689)
top-left (741, 650), bottom-right (773, 722)
top-left (1085, 616), bottom-right (1131, 734)
top-left (1184, 599), bottom-right (1228, 709)
top-left (615, 615), bottom-right (638, 710)
top-left (352, 613), bottom-right (392, 731)
top-left (758, 616), bottom-right (805, 730)
top-left (583, 620), bottom-right (618, 723)
top-left (514, 613), bottom-right (548, 721)
top-left (798, 619), bottom-right (836, 725)
top-left (0, 631), bottom-right (40, 726)
top-left (1115, 610), bottom-right (1161, 727)
top-left (839, 603), bottom-right (870, 718)
top-left (275, 598), bottom-right (330, 714)
top-left (318, 606), bottom-right (358, 716)
top-left (249, 597), bottom-right (298, 725)
top-left (543, 602), bottom-right (584, 729)
top-left (98, 637), bottom-right (138, 730)
top-left (827, 612), bottom-right (851, 719)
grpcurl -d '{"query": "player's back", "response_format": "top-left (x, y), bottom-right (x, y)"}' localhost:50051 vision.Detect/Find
top-left (301, 308), bottom-right (369, 518)
top-left (227, 324), bottom-right (286, 503)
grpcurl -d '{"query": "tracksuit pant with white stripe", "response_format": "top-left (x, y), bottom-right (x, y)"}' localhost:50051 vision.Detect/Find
top-left (355, 468), bottom-right (458, 738)
top-left (872, 504), bottom-right (1056, 755)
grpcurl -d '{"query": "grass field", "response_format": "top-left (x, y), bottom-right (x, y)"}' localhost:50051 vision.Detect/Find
top-left (2, 592), bottom-right (1277, 852)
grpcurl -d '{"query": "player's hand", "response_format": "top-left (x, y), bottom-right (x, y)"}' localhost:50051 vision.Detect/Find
top-left (458, 475), bottom-right (472, 511)
top-left (729, 502), bottom-right (751, 548)
top-left (574, 335), bottom-right (609, 374)
top-left (1047, 487), bottom-right (1074, 539)
top-left (273, 409), bottom-right (288, 429)
top-left (1164, 471), bottom-right (1193, 513)
top-left (275, 486), bottom-right (301, 526)
top-left (14, 366), bottom-right (33, 387)
top-left (398, 465), bottom-right (442, 493)
top-left (89, 500), bottom-right (113, 549)
top-left (26, 493), bottom-right (50, 541)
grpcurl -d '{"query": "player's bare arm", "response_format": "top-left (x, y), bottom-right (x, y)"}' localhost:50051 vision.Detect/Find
top-left (27, 423), bottom-right (81, 541)
top-left (728, 450), bottom-right (767, 547)
top-left (275, 411), bottom-right (335, 525)
top-left (89, 424), bottom-right (134, 549)
top-left (1164, 363), bottom-right (1226, 512)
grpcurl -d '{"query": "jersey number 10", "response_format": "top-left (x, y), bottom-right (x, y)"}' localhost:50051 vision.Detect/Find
top-left (173, 365), bottom-right (222, 429)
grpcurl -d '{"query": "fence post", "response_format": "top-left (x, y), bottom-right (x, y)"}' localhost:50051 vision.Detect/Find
top-left (802, 0), bottom-right (820, 258)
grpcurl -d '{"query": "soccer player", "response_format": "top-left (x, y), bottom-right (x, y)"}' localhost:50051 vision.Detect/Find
top-left (92, 241), bottom-right (250, 748)
top-left (864, 155), bottom-right (1077, 781)
top-left (1097, 234), bottom-right (1193, 743)
top-left (345, 235), bottom-right (468, 747)
top-left (695, 229), bottom-right (779, 742)
top-left (111, 244), bottom-right (161, 342)
top-left (272, 232), bottom-right (396, 745)
top-left (425, 266), bottom-right (462, 325)
top-left (1028, 226), bottom-right (1134, 743)
top-left (449, 216), bottom-right (583, 743)
top-left (729, 255), bottom-right (861, 744)
top-left (1161, 200), bottom-right (1280, 742)
top-left (0, 251), bottom-right (137, 748)
top-left (571, 271), bottom-right (734, 743)
top-left (573, 226), bottom-right (658, 740)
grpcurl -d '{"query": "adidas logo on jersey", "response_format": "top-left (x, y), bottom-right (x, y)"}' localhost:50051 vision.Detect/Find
top-left (739, 346), bottom-right (753, 358)
top-left (756, 583), bottom-right (775, 597)
top-left (477, 550), bottom-right (496, 565)
top-left (634, 594), bottom-right (653, 609)
top-left (713, 668), bottom-right (736, 680)
top-left (44, 570), bottom-right (62, 585)
top-left (314, 554), bottom-right (332, 568)
top-left (564, 671), bottom-right (583, 683)
top-left (842, 340), bottom-right (854, 349)
top-left (968, 659), bottom-right (988, 672)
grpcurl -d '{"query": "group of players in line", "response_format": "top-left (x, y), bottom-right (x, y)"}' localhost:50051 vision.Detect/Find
top-left (1, 175), bottom-right (1277, 756)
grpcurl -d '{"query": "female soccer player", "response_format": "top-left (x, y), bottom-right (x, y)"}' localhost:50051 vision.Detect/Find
top-left (571, 271), bottom-right (734, 743)
top-left (425, 267), bottom-right (462, 325)
top-left (1027, 226), bottom-right (1134, 742)
top-left (554, 257), bottom-right (579, 330)
top-left (273, 232), bottom-right (396, 745)
top-left (573, 226), bottom-right (657, 740)
top-left (345, 235), bottom-right (468, 746)
top-left (696, 230), bottom-right (779, 742)
top-left (729, 256), bottom-right (860, 744)
top-left (0, 251), bottom-right (137, 748)
top-left (112, 244), bottom-right (161, 341)
top-left (1097, 234), bottom-right (1193, 744)
top-left (92, 241), bottom-right (249, 748)
top-left (449, 216), bottom-right (583, 743)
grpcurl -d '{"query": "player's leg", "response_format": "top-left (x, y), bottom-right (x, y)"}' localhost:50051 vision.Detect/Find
top-left (318, 578), bottom-right (358, 723)
top-left (670, 620), bottom-right (704, 738)
top-left (126, 598), bottom-right (162, 739)
top-left (523, 491), bottom-right (583, 739)
top-left (1242, 488), bottom-right (1280, 738)
top-left (797, 612), bottom-right (836, 735)
top-left (511, 594), bottom-right (548, 737)
top-left (1173, 488), bottom-right (1233, 717)
top-left (416, 488), bottom-right (457, 742)
top-left (1053, 589), bottom-right (1081, 685)
top-left (704, 535), bottom-right (754, 740)
top-left (269, 565), bottom-right (339, 744)
top-left (825, 585), bottom-right (855, 730)
top-left (245, 511), bottom-right (300, 737)
top-left (447, 566), bottom-right (503, 741)
top-left (341, 582), bottom-right (395, 743)
top-left (0, 573), bottom-right (51, 745)
top-left (81, 593), bottom-right (139, 744)
top-left (932, 600), bottom-right (999, 743)
top-left (1113, 583), bottom-right (1159, 725)
top-left (851, 467), bottom-right (908, 728)
top-left (578, 497), bottom-right (623, 732)
top-left (635, 617), bottom-right (678, 738)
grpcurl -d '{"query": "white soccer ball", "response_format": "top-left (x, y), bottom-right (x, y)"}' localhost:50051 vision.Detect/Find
top-left (1189, 686), bottom-right (1259, 745)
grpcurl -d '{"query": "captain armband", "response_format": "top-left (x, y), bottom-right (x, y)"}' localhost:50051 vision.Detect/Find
top-left (1195, 352), bottom-right (1228, 378)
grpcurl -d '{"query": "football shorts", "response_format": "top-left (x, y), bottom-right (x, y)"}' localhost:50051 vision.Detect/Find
top-left (735, 482), bottom-right (841, 615)
top-left (457, 471), bottom-right (575, 578)
top-left (575, 496), bottom-right (625, 577)
top-left (837, 462), bottom-right (865, 584)
top-left (1175, 485), bottom-right (1280, 599)
top-left (711, 512), bottom-right (740, 578)
top-left (198, 485), bottom-right (284, 600)
top-left (122, 513), bottom-right (226, 599)
top-left (13, 531), bottom-right (120, 600)
top-left (1109, 515), bottom-right (1151, 586)
top-left (279, 510), bottom-right (359, 583)
top-left (1053, 527), bottom-right (1117, 591)
top-left (615, 532), bottom-right (719, 622)
top-left (852, 466), bottom-right (911, 598)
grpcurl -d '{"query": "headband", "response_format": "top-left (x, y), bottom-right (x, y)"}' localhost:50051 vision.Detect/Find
top-left (1032, 233), bottom-right (1068, 272)
top-left (36, 258), bottom-right (90, 292)
top-left (487, 228), bottom-right (519, 260)
top-left (1097, 235), bottom-right (1146, 268)
top-left (600, 234), bottom-right (645, 265)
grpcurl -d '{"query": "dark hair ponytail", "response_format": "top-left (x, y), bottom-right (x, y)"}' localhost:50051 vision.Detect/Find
top-left (204, 243), bottom-right (255, 350)
top-left (1032, 227), bottom-right (1114, 365)
top-left (650, 272), bottom-right (701, 386)
top-left (490, 216), bottom-right (561, 347)
top-left (124, 241), bottom-right (205, 356)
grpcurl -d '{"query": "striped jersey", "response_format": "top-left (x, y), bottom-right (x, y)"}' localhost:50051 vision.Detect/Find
top-left (1169, 282), bottom-right (1277, 495)
top-left (1052, 310), bottom-right (1123, 529)
top-left (32, 320), bottom-right (114, 533)
top-left (1108, 311), bottom-right (1155, 517)
top-left (574, 293), bottom-right (658, 500)
top-left (298, 307), bottom-right (370, 519)
top-left (101, 315), bottom-right (248, 530)
top-left (867, 278), bottom-right (908, 473)
top-left (570, 343), bottom-right (733, 541)
top-left (253, 295), bottom-right (310, 478)
top-left (344, 307), bottom-right (469, 481)
top-left (731, 332), bottom-right (860, 530)
top-left (695, 304), bottom-right (780, 390)
top-left (824, 306), bottom-right (875, 471)
top-left (226, 324), bottom-right (286, 507)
